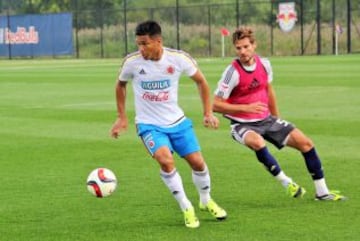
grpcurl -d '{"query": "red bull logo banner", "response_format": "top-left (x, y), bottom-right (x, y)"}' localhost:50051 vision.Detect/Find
top-left (0, 12), bottom-right (73, 57)
top-left (1, 26), bottom-right (39, 44)
top-left (276, 2), bottom-right (297, 33)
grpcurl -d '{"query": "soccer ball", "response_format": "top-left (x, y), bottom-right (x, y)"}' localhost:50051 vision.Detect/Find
top-left (86, 168), bottom-right (117, 198)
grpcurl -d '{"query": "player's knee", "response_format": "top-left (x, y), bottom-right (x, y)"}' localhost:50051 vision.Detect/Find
top-left (301, 138), bottom-right (314, 152)
top-left (246, 137), bottom-right (266, 150)
top-left (190, 161), bottom-right (205, 172)
top-left (154, 149), bottom-right (175, 172)
top-left (293, 136), bottom-right (314, 152)
top-left (159, 160), bottom-right (175, 173)
top-left (288, 129), bottom-right (314, 152)
top-left (244, 132), bottom-right (265, 150)
top-left (184, 152), bottom-right (205, 171)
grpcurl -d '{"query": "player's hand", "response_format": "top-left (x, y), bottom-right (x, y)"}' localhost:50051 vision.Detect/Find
top-left (246, 102), bottom-right (268, 114)
top-left (110, 117), bottom-right (128, 138)
top-left (203, 114), bottom-right (219, 129)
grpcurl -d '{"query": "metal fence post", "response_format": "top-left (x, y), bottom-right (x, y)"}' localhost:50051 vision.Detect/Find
top-left (207, 4), bottom-right (212, 56)
top-left (270, 0), bottom-right (273, 56)
top-left (347, 0), bottom-right (351, 53)
top-left (6, 10), bottom-right (11, 59)
top-left (316, 0), bottom-right (321, 55)
top-left (236, 0), bottom-right (240, 27)
top-left (176, 0), bottom-right (180, 50)
top-left (74, 0), bottom-right (79, 58)
top-left (332, 0), bottom-right (335, 55)
top-left (300, 0), bottom-right (304, 55)
top-left (124, 0), bottom-right (128, 56)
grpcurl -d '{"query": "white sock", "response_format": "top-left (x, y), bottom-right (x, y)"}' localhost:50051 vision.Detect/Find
top-left (275, 171), bottom-right (293, 188)
top-left (160, 169), bottom-right (192, 211)
top-left (314, 178), bottom-right (329, 197)
top-left (192, 165), bottom-right (211, 205)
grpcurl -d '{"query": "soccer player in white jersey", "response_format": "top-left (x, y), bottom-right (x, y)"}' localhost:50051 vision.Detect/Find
top-left (110, 20), bottom-right (226, 228)
top-left (212, 26), bottom-right (346, 201)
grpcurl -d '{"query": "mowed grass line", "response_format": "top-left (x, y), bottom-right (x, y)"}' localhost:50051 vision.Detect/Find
top-left (0, 55), bottom-right (359, 241)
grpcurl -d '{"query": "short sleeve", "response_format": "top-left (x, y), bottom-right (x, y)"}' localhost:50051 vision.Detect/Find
top-left (260, 58), bottom-right (273, 83)
top-left (214, 65), bottom-right (239, 99)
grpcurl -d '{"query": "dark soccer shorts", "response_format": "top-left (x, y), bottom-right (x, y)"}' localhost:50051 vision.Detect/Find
top-left (230, 115), bottom-right (295, 149)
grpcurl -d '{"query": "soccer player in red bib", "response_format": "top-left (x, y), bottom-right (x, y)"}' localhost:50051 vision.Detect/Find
top-left (213, 27), bottom-right (346, 201)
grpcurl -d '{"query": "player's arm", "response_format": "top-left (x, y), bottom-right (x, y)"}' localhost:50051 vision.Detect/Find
top-left (190, 69), bottom-right (219, 129)
top-left (212, 96), bottom-right (267, 114)
top-left (261, 58), bottom-right (279, 117)
top-left (267, 84), bottom-right (279, 117)
top-left (110, 80), bottom-right (128, 138)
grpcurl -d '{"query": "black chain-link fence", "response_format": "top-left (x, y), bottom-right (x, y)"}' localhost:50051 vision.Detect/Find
top-left (1, 0), bottom-right (360, 58)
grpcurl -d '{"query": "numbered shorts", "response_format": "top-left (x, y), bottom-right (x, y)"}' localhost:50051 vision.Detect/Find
top-left (231, 115), bottom-right (295, 149)
top-left (137, 118), bottom-right (200, 157)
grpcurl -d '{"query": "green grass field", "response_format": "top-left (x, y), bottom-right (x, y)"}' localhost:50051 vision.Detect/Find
top-left (0, 55), bottom-right (359, 241)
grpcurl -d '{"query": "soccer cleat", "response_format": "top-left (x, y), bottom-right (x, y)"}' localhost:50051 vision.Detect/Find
top-left (183, 207), bottom-right (200, 228)
top-left (286, 182), bottom-right (306, 198)
top-left (315, 190), bottom-right (347, 201)
top-left (199, 199), bottom-right (227, 220)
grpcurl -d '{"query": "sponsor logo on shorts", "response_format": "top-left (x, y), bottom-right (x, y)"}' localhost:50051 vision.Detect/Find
top-left (147, 140), bottom-right (155, 148)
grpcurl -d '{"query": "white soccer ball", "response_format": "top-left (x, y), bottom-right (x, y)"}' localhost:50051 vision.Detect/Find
top-left (86, 168), bottom-right (117, 198)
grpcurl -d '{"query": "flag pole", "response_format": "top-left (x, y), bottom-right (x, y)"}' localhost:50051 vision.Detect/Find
top-left (221, 35), bottom-right (225, 58)
top-left (220, 27), bottom-right (230, 58)
top-left (335, 31), bottom-right (338, 56)
top-left (335, 23), bottom-right (342, 56)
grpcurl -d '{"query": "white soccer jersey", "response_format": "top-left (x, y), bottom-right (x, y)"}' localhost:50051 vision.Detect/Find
top-left (118, 47), bottom-right (198, 126)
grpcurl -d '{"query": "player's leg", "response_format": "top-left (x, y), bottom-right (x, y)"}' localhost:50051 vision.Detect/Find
top-left (171, 125), bottom-right (226, 220)
top-left (155, 147), bottom-right (200, 228)
top-left (140, 130), bottom-right (198, 227)
top-left (286, 128), bottom-right (346, 200)
top-left (232, 122), bottom-right (305, 198)
top-left (183, 151), bottom-right (227, 220)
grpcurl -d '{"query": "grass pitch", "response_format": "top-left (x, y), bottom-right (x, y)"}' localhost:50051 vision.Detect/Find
top-left (0, 55), bottom-right (359, 241)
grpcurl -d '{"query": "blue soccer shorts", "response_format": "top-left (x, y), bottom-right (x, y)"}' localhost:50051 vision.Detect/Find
top-left (137, 118), bottom-right (201, 157)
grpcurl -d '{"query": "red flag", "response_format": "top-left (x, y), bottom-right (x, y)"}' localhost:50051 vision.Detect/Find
top-left (335, 24), bottom-right (343, 34)
top-left (221, 27), bottom-right (230, 36)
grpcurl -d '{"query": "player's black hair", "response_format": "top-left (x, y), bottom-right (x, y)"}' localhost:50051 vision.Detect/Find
top-left (135, 20), bottom-right (162, 37)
